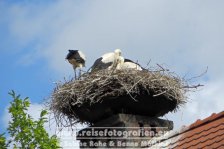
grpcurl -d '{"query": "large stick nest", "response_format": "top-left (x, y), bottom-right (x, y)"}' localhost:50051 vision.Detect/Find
top-left (50, 68), bottom-right (191, 125)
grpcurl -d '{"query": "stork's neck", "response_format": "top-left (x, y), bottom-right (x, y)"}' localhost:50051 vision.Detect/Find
top-left (116, 56), bottom-right (124, 70)
top-left (108, 53), bottom-right (122, 70)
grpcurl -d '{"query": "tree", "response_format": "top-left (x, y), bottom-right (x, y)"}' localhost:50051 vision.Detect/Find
top-left (0, 91), bottom-right (60, 149)
top-left (0, 133), bottom-right (7, 149)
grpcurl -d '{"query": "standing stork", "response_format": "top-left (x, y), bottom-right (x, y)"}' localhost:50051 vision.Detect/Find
top-left (66, 50), bottom-right (86, 79)
top-left (90, 49), bottom-right (123, 72)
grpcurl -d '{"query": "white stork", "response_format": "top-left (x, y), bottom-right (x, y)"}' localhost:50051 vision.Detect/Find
top-left (116, 58), bottom-right (143, 71)
top-left (66, 50), bottom-right (86, 79)
top-left (90, 49), bottom-right (123, 72)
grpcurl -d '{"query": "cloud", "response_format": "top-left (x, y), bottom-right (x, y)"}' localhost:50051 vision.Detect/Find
top-left (165, 79), bottom-right (224, 129)
top-left (3, 1), bottom-right (224, 74)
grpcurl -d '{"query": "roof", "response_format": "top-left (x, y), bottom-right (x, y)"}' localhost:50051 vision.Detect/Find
top-left (149, 111), bottom-right (224, 149)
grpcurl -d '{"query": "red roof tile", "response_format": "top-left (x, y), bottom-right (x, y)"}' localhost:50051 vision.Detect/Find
top-left (149, 111), bottom-right (224, 149)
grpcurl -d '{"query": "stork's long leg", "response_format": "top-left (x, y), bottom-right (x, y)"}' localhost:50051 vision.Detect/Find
top-left (79, 68), bottom-right (82, 79)
top-left (74, 69), bottom-right (77, 79)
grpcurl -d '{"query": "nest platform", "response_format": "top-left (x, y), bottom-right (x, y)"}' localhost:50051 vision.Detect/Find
top-left (50, 69), bottom-right (187, 124)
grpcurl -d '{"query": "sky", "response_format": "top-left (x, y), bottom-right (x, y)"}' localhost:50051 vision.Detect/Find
top-left (1, 0), bottom-right (224, 147)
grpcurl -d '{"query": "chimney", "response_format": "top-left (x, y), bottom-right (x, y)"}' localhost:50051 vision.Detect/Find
top-left (76, 114), bottom-right (173, 148)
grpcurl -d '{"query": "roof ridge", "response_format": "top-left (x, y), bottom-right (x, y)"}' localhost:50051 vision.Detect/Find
top-left (176, 123), bottom-right (224, 144)
top-left (167, 124), bottom-right (224, 147)
top-left (148, 111), bottom-right (224, 147)
top-left (189, 111), bottom-right (224, 130)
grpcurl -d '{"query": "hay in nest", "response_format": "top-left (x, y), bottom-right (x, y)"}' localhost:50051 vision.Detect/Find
top-left (50, 68), bottom-right (192, 125)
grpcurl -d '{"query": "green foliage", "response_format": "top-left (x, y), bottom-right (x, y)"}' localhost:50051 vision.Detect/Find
top-left (1, 90), bottom-right (60, 149)
top-left (0, 133), bottom-right (7, 149)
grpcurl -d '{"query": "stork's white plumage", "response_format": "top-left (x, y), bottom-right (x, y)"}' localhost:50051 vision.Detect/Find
top-left (116, 58), bottom-right (143, 70)
top-left (66, 50), bottom-right (86, 78)
top-left (91, 49), bottom-right (123, 72)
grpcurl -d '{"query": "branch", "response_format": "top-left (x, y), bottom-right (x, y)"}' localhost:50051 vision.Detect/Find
top-left (187, 66), bottom-right (208, 81)
top-left (156, 63), bottom-right (169, 71)
top-left (183, 84), bottom-right (204, 89)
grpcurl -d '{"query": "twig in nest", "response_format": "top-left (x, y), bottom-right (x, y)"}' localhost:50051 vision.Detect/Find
top-left (157, 63), bottom-right (170, 72)
top-left (153, 90), bottom-right (167, 97)
top-left (145, 59), bottom-right (151, 69)
top-left (187, 66), bottom-right (208, 82)
top-left (117, 77), bottom-right (138, 102)
top-left (183, 84), bottom-right (204, 89)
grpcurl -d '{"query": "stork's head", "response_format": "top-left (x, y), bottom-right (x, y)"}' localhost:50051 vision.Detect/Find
top-left (66, 50), bottom-right (76, 60)
top-left (114, 49), bottom-right (122, 56)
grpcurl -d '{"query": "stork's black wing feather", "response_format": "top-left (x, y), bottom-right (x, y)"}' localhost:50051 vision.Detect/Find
top-left (124, 58), bottom-right (134, 63)
top-left (124, 58), bottom-right (145, 70)
top-left (124, 58), bottom-right (140, 64)
top-left (91, 57), bottom-right (113, 72)
top-left (74, 52), bottom-right (85, 64)
top-left (66, 50), bottom-right (78, 59)
top-left (66, 50), bottom-right (85, 65)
